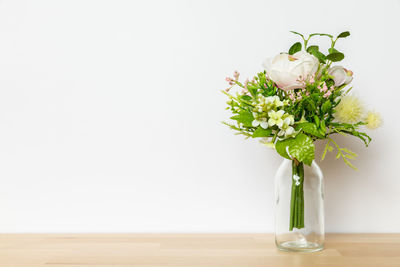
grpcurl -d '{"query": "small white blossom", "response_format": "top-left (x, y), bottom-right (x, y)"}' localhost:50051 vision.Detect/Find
top-left (293, 174), bottom-right (301, 186)
top-left (252, 118), bottom-right (268, 129)
top-left (278, 116), bottom-right (295, 138)
top-left (268, 110), bottom-right (285, 127)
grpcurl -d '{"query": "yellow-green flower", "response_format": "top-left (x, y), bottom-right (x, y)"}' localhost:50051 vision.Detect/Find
top-left (268, 110), bottom-right (285, 127)
top-left (335, 95), bottom-right (364, 124)
top-left (365, 111), bottom-right (382, 129)
top-left (278, 117), bottom-right (296, 137)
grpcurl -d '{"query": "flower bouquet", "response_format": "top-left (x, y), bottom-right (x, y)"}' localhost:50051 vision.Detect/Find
top-left (222, 31), bottom-right (381, 252)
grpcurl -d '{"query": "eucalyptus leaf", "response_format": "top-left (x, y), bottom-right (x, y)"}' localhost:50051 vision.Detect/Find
top-left (307, 46), bottom-right (326, 63)
top-left (306, 45), bottom-right (319, 53)
top-left (337, 31), bottom-right (350, 38)
top-left (289, 42), bottom-right (302, 55)
top-left (328, 47), bottom-right (339, 54)
top-left (326, 52), bottom-right (344, 62)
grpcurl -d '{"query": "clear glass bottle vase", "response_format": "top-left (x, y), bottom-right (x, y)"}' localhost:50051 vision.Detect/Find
top-left (275, 159), bottom-right (324, 252)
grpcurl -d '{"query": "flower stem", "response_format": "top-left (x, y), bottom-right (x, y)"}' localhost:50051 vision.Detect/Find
top-left (289, 160), bottom-right (305, 230)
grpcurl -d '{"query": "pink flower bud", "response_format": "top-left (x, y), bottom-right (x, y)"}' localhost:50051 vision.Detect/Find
top-left (244, 79), bottom-right (249, 90)
top-left (323, 91), bottom-right (331, 98)
top-left (233, 71), bottom-right (240, 80)
top-left (321, 83), bottom-right (328, 92)
top-left (344, 68), bottom-right (353, 77)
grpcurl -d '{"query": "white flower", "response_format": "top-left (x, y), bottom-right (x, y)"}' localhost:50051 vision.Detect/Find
top-left (278, 117), bottom-right (295, 138)
top-left (252, 118), bottom-right (268, 129)
top-left (265, 96), bottom-right (283, 108)
top-left (328, 66), bottom-right (353, 86)
top-left (283, 114), bottom-right (295, 125)
top-left (262, 51), bottom-right (319, 91)
top-left (293, 174), bottom-right (301, 186)
top-left (268, 110), bottom-right (285, 127)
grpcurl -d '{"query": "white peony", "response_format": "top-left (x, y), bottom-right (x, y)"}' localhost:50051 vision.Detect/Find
top-left (262, 51), bottom-right (319, 91)
top-left (328, 66), bottom-right (353, 86)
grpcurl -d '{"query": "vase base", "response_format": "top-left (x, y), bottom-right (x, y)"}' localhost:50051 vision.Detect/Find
top-left (277, 240), bottom-right (324, 252)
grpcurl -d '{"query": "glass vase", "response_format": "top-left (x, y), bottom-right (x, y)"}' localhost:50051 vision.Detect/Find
top-left (274, 159), bottom-right (324, 252)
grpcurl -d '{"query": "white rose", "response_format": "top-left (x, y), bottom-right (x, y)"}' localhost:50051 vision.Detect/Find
top-left (328, 66), bottom-right (353, 86)
top-left (262, 51), bottom-right (319, 91)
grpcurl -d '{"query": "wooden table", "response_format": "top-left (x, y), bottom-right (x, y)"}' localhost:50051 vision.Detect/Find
top-left (0, 234), bottom-right (399, 266)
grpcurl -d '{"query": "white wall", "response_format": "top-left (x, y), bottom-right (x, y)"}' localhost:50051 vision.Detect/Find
top-left (0, 0), bottom-right (398, 233)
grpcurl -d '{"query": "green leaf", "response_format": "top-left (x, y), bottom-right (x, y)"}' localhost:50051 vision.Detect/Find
top-left (328, 47), bottom-right (339, 54)
top-left (311, 93), bottom-right (321, 102)
top-left (295, 122), bottom-right (325, 138)
top-left (252, 127), bottom-right (272, 138)
top-left (307, 46), bottom-right (326, 63)
top-left (314, 116), bottom-right (320, 127)
top-left (337, 31), bottom-right (350, 38)
top-left (306, 45), bottom-right (319, 53)
top-left (288, 42), bottom-right (302, 55)
top-left (290, 31), bottom-right (304, 38)
top-left (321, 142), bottom-right (333, 161)
top-left (241, 95), bottom-right (252, 101)
top-left (305, 99), bottom-right (316, 112)
top-left (326, 52), bottom-right (345, 62)
top-left (230, 111), bottom-right (254, 127)
top-left (319, 120), bottom-right (326, 135)
top-left (321, 100), bottom-right (332, 113)
top-left (275, 133), bottom-right (315, 166)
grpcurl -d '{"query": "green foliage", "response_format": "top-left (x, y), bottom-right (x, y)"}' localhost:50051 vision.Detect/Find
top-left (321, 100), bottom-right (332, 113)
top-left (276, 134), bottom-right (315, 166)
top-left (222, 30), bottom-right (376, 170)
top-left (307, 46), bottom-right (326, 63)
top-left (252, 127), bottom-right (272, 138)
top-left (326, 52), bottom-right (345, 62)
top-left (295, 122), bottom-right (325, 138)
top-left (230, 111), bottom-right (254, 127)
top-left (337, 31), bottom-right (350, 38)
top-left (328, 47), bottom-right (340, 54)
top-left (322, 138), bottom-right (358, 169)
top-left (288, 42), bottom-right (302, 55)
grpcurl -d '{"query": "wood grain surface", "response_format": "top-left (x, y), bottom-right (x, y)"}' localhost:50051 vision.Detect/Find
top-left (0, 233), bottom-right (399, 266)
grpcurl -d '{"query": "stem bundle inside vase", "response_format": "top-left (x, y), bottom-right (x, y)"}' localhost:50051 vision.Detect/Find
top-left (290, 160), bottom-right (304, 230)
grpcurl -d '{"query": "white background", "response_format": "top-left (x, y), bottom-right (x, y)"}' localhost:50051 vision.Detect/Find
top-left (0, 0), bottom-right (399, 233)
